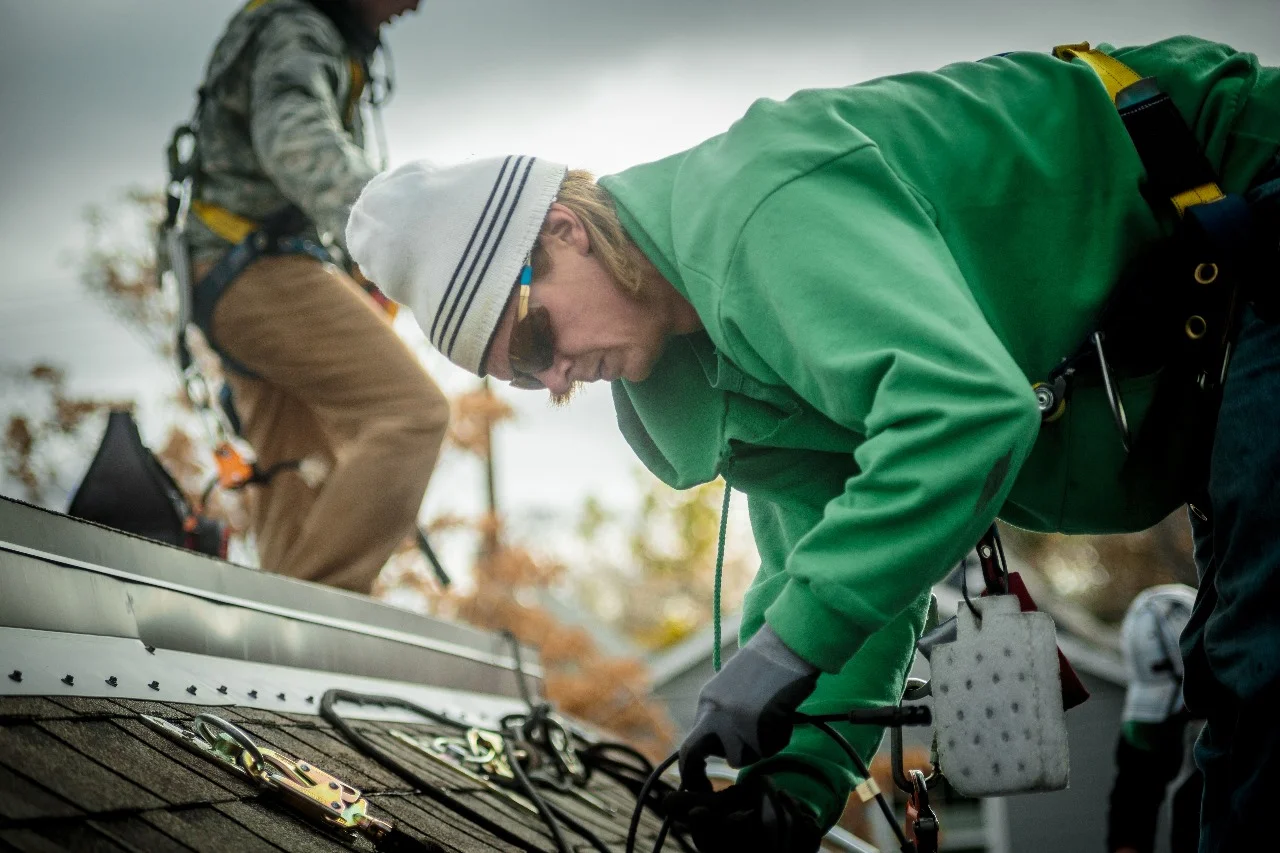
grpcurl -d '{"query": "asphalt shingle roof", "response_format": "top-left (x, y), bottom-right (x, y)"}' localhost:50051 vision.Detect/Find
top-left (0, 695), bottom-right (668, 852)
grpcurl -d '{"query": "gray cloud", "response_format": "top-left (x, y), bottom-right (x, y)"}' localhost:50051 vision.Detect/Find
top-left (0, 0), bottom-right (1275, 436)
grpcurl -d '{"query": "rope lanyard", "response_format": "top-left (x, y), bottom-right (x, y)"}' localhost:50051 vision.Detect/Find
top-left (712, 480), bottom-right (731, 673)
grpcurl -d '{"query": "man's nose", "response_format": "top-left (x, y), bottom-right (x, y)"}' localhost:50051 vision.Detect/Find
top-left (537, 359), bottom-right (573, 396)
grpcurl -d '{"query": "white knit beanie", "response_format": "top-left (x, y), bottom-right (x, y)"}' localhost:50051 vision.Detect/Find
top-left (347, 155), bottom-right (568, 375)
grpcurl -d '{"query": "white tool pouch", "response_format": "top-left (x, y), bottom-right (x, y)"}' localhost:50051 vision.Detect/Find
top-left (931, 594), bottom-right (1069, 797)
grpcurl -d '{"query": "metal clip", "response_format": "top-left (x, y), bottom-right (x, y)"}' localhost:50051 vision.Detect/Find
top-left (507, 709), bottom-right (589, 786)
top-left (140, 714), bottom-right (392, 842)
top-left (390, 729), bottom-right (540, 815)
top-left (906, 769), bottom-right (940, 853)
top-left (1091, 331), bottom-right (1131, 452)
top-left (891, 679), bottom-right (943, 795)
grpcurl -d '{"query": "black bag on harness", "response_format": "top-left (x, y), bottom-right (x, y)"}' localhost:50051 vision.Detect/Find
top-left (67, 410), bottom-right (228, 557)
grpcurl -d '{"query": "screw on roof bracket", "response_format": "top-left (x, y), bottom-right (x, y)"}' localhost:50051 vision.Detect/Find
top-left (106, 676), bottom-right (118, 687)
top-left (217, 686), bottom-right (229, 695)
top-left (306, 696), bottom-right (314, 704)
top-left (248, 690), bottom-right (258, 699)
top-left (7, 671), bottom-right (20, 683)
top-left (61, 675), bottom-right (74, 686)
top-left (145, 644), bottom-right (156, 654)
top-left (277, 693), bottom-right (286, 701)
top-left (149, 681), bottom-right (161, 691)
top-left (187, 686), bottom-right (198, 696)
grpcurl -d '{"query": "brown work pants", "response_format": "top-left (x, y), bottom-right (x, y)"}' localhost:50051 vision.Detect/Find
top-left (209, 254), bottom-right (449, 593)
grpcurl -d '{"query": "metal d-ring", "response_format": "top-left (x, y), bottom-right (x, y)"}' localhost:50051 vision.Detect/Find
top-left (891, 678), bottom-right (941, 794)
top-left (1091, 331), bottom-right (1131, 453)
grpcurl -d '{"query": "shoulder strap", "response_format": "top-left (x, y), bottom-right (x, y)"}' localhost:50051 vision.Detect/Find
top-left (1053, 42), bottom-right (1225, 217)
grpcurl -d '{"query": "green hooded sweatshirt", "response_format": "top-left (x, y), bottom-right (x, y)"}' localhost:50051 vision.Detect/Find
top-left (598, 37), bottom-right (1280, 825)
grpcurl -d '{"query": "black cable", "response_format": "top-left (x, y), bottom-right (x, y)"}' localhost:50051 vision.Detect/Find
top-left (583, 742), bottom-right (654, 775)
top-left (626, 751), bottom-right (679, 853)
top-left (651, 815), bottom-right (675, 853)
top-left (579, 746), bottom-right (695, 853)
top-left (414, 527), bottom-right (451, 588)
top-left (501, 730), bottom-right (573, 853)
top-left (795, 706), bottom-right (932, 727)
top-left (322, 687), bottom-right (616, 853)
top-left (634, 710), bottom-right (928, 853)
top-left (319, 689), bottom-right (549, 852)
top-left (502, 630), bottom-right (537, 710)
top-left (807, 720), bottom-right (916, 853)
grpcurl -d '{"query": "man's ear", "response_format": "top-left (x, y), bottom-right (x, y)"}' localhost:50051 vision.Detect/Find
top-left (543, 203), bottom-right (589, 254)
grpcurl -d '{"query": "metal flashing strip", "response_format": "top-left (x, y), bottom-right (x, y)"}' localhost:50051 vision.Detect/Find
top-left (0, 537), bottom-right (542, 682)
top-left (1, 626), bottom-right (531, 729)
top-left (0, 496), bottom-right (508, 656)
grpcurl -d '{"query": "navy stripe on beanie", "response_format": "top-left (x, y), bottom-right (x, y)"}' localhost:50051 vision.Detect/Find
top-left (446, 157), bottom-right (537, 357)
top-left (429, 155), bottom-right (515, 348)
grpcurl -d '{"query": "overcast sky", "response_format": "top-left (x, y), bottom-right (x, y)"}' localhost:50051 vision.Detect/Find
top-left (1, 1), bottom-right (1276, 540)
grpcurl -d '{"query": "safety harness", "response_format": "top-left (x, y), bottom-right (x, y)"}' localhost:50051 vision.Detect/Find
top-left (1035, 44), bottom-right (1276, 482)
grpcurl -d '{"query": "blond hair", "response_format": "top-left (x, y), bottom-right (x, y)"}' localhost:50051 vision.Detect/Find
top-left (532, 170), bottom-right (647, 297)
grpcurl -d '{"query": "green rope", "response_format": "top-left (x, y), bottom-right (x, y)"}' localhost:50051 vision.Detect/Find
top-left (712, 480), bottom-right (731, 673)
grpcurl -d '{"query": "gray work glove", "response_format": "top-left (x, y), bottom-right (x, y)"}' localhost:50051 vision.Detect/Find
top-left (679, 625), bottom-right (820, 791)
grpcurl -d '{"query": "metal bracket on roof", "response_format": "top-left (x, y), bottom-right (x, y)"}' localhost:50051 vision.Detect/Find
top-left (140, 713), bottom-right (396, 844)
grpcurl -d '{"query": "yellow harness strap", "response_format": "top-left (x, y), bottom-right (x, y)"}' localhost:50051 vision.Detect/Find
top-left (1053, 42), bottom-right (1225, 216)
top-left (1052, 42), bottom-right (1141, 101)
top-left (191, 200), bottom-right (260, 244)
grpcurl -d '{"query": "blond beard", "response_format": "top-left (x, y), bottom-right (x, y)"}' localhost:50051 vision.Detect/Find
top-left (549, 382), bottom-right (583, 407)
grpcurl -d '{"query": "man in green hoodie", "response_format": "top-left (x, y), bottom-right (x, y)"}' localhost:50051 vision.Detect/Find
top-left (347, 37), bottom-right (1279, 852)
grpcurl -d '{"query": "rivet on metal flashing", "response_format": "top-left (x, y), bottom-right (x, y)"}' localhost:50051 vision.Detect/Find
top-left (217, 686), bottom-right (228, 694)
top-left (248, 690), bottom-right (258, 699)
top-left (105, 676), bottom-right (118, 687)
top-left (187, 686), bottom-right (198, 695)
top-left (306, 696), bottom-right (314, 703)
top-left (7, 670), bottom-right (20, 682)
top-left (145, 645), bottom-right (156, 654)
top-left (277, 693), bottom-right (286, 701)
top-left (61, 675), bottom-right (74, 686)
top-left (149, 681), bottom-right (160, 691)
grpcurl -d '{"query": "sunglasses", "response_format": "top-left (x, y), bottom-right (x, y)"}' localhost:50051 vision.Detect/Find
top-left (508, 261), bottom-right (556, 389)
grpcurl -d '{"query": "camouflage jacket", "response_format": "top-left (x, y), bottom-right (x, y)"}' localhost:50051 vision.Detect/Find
top-left (186, 0), bottom-right (378, 263)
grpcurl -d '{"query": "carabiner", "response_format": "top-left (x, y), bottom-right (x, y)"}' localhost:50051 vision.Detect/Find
top-left (891, 678), bottom-right (942, 795)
